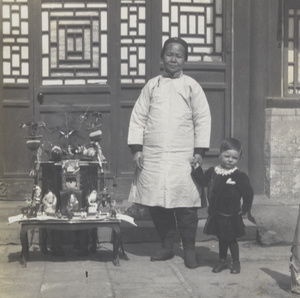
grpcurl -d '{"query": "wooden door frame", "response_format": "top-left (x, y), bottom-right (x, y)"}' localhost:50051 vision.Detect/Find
top-left (31, 0), bottom-right (122, 180)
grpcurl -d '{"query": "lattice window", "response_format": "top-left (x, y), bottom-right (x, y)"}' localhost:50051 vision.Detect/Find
top-left (120, 0), bottom-right (146, 84)
top-left (41, 0), bottom-right (108, 86)
top-left (284, 0), bottom-right (300, 95)
top-left (2, 0), bottom-right (29, 84)
top-left (162, 0), bottom-right (224, 62)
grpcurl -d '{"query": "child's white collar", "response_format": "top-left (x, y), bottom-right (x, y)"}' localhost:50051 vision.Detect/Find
top-left (214, 165), bottom-right (238, 176)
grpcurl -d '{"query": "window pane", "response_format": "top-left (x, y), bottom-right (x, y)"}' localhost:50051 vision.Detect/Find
top-left (41, 0), bottom-right (108, 86)
top-left (162, 0), bottom-right (224, 62)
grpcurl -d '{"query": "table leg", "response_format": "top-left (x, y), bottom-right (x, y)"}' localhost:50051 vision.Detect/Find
top-left (20, 226), bottom-right (29, 267)
top-left (120, 242), bottom-right (130, 261)
top-left (90, 228), bottom-right (98, 253)
top-left (112, 228), bottom-right (121, 266)
top-left (40, 228), bottom-right (48, 254)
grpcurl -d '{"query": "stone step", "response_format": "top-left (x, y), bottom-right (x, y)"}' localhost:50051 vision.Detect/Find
top-left (1, 200), bottom-right (258, 246)
top-left (121, 218), bottom-right (258, 243)
top-left (3, 217), bottom-right (257, 246)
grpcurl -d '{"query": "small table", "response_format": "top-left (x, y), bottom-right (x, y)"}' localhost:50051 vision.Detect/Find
top-left (19, 215), bottom-right (125, 267)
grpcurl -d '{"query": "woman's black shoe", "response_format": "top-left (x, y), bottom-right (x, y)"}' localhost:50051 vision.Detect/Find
top-left (230, 261), bottom-right (241, 274)
top-left (212, 259), bottom-right (228, 273)
top-left (150, 249), bottom-right (174, 261)
top-left (184, 249), bottom-right (199, 269)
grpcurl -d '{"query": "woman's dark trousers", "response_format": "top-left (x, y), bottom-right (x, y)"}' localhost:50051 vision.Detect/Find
top-left (149, 206), bottom-right (199, 268)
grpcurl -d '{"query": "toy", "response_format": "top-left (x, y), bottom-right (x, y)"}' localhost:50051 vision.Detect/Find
top-left (100, 187), bottom-right (111, 207)
top-left (65, 193), bottom-right (78, 219)
top-left (87, 190), bottom-right (99, 214)
top-left (42, 191), bottom-right (57, 215)
top-left (80, 208), bottom-right (87, 218)
top-left (109, 200), bottom-right (117, 218)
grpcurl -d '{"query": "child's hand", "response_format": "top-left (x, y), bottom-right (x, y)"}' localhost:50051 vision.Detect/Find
top-left (191, 154), bottom-right (203, 168)
top-left (242, 211), bottom-right (248, 219)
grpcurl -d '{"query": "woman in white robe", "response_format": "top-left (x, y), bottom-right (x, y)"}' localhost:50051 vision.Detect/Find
top-left (128, 37), bottom-right (211, 268)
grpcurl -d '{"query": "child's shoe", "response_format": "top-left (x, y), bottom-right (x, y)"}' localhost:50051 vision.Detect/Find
top-left (230, 261), bottom-right (241, 274)
top-left (212, 259), bottom-right (229, 273)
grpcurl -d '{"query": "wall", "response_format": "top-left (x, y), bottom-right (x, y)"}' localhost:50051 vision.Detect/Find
top-left (248, 0), bottom-right (270, 194)
top-left (265, 108), bottom-right (300, 203)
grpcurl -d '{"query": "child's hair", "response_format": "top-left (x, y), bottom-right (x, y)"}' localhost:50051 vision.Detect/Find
top-left (220, 138), bottom-right (242, 156)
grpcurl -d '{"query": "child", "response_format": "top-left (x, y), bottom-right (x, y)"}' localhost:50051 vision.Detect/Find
top-left (202, 138), bottom-right (253, 274)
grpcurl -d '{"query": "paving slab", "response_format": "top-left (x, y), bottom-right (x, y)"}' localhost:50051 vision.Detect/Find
top-left (0, 240), bottom-right (297, 298)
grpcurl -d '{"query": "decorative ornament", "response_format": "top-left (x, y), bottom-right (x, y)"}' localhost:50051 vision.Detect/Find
top-left (50, 145), bottom-right (63, 161)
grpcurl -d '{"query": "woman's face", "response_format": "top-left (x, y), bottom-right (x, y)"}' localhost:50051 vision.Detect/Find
top-left (219, 149), bottom-right (240, 170)
top-left (162, 43), bottom-right (186, 76)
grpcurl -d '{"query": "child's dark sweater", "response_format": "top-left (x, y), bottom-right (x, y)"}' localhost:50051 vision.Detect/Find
top-left (204, 166), bottom-right (253, 216)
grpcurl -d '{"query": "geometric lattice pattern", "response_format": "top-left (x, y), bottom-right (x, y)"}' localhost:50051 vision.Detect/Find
top-left (41, 0), bottom-right (108, 86)
top-left (120, 0), bottom-right (146, 84)
top-left (162, 0), bottom-right (224, 62)
top-left (285, 4), bottom-right (300, 94)
top-left (2, 0), bottom-right (29, 84)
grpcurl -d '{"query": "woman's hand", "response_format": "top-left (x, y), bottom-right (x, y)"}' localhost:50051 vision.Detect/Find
top-left (191, 153), bottom-right (203, 168)
top-left (133, 151), bottom-right (144, 170)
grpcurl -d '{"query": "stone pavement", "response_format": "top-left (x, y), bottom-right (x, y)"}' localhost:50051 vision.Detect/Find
top-left (0, 240), bottom-right (296, 298)
top-left (0, 195), bottom-right (300, 297)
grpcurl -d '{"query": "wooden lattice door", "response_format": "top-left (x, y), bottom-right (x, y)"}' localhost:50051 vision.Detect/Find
top-left (1, 0), bottom-right (233, 199)
top-left (32, 0), bottom-right (119, 179)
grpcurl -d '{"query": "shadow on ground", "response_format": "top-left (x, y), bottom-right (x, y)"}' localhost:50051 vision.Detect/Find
top-left (260, 267), bottom-right (291, 293)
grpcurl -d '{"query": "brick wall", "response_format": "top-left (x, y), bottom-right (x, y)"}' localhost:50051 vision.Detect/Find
top-left (265, 108), bottom-right (300, 202)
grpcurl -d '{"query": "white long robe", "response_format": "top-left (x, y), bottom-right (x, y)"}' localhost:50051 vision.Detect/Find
top-left (128, 74), bottom-right (211, 208)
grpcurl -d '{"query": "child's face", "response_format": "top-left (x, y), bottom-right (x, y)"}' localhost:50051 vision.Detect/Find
top-left (219, 149), bottom-right (240, 169)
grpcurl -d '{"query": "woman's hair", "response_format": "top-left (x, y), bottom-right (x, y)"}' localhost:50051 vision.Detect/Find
top-left (160, 37), bottom-right (188, 60)
top-left (220, 138), bottom-right (242, 156)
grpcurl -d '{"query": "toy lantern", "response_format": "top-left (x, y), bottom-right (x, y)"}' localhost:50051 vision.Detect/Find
top-left (89, 130), bottom-right (102, 142)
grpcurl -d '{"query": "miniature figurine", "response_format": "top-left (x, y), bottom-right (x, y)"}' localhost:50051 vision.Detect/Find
top-left (42, 191), bottom-right (57, 215)
top-left (80, 208), bottom-right (87, 218)
top-left (33, 185), bottom-right (43, 215)
top-left (33, 185), bottom-right (42, 206)
top-left (24, 185), bottom-right (43, 217)
top-left (87, 190), bottom-right (99, 214)
top-left (56, 209), bottom-right (62, 218)
top-left (101, 187), bottom-right (111, 207)
top-left (66, 193), bottom-right (79, 213)
top-left (110, 200), bottom-right (117, 218)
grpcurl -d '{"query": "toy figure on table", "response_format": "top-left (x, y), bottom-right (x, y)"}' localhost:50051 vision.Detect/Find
top-left (109, 200), bottom-right (117, 218)
top-left (98, 187), bottom-right (117, 217)
top-left (26, 185), bottom-right (43, 218)
top-left (87, 190), bottom-right (99, 214)
top-left (100, 187), bottom-right (111, 207)
top-left (33, 185), bottom-right (42, 211)
top-left (42, 191), bottom-right (57, 215)
top-left (66, 193), bottom-right (79, 219)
